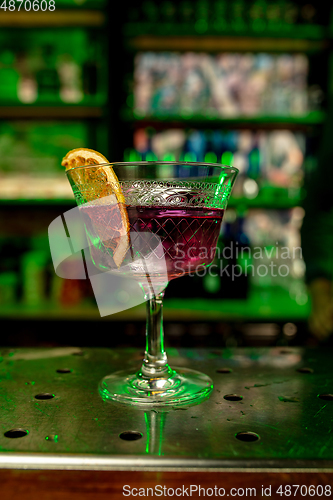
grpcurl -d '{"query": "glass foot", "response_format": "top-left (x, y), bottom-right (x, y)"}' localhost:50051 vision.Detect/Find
top-left (99, 367), bottom-right (213, 406)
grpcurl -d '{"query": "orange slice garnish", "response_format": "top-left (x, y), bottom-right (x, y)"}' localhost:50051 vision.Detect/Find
top-left (62, 148), bottom-right (129, 268)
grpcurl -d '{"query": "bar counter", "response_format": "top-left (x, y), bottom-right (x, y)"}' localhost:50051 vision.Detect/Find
top-left (0, 346), bottom-right (333, 498)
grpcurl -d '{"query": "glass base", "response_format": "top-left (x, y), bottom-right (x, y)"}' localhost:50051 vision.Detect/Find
top-left (99, 367), bottom-right (213, 406)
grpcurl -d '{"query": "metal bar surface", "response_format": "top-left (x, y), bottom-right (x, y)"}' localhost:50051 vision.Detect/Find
top-left (0, 346), bottom-right (332, 471)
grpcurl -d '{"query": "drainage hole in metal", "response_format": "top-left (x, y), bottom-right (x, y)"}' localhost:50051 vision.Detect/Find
top-left (56, 368), bottom-right (72, 373)
top-left (216, 368), bottom-right (232, 374)
top-left (224, 394), bottom-right (243, 401)
top-left (318, 394), bottom-right (333, 401)
top-left (4, 429), bottom-right (28, 438)
top-left (119, 431), bottom-right (143, 441)
top-left (297, 367), bottom-right (314, 374)
top-left (35, 393), bottom-right (55, 400)
top-left (235, 431), bottom-right (260, 442)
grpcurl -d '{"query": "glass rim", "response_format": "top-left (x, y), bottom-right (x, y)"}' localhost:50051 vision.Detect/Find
top-left (66, 161), bottom-right (239, 174)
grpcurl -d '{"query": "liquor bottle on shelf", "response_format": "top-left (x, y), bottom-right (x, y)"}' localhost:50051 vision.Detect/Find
top-left (0, 50), bottom-right (20, 102)
top-left (300, 2), bottom-right (317, 25)
top-left (266, 1), bottom-right (283, 32)
top-left (211, 130), bottom-right (224, 161)
top-left (231, 0), bottom-right (247, 32)
top-left (123, 148), bottom-right (142, 162)
top-left (58, 54), bottom-right (83, 104)
top-left (248, 0), bottom-right (267, 31)
top-left (0, 272), bottom-right (18, 306)
top-left (283, 1), bottom-right (298, 26)
top-left (179, 0), bottom-right (194, 24)
top-left (16, 51), bottom-right (38, 104)
top-left (186, 130), bottom-right (207, 162)
top-left (247, 142), bottom-right (261, 181)
top-left (21, 250), bottom-right (48, 306)
top-left (213, 0), bottom-right (227, 32)
top-left (160, 0), bottom-right (176, 23)
top-left (234, 208), bottom-right (251, 298)
top-left (203, 216), bottom-right (235, 299)
top-left (195, 0), bottom-right (210, 21)
top-left (206, 210), bottom-right (250, 300)
top-left (133, 128), bottom-right (158, 161)
top-left (194, 0), bottom-right (210, 33)
top-left (82, 50), bottom-right (98, 99)
top-left (142, 0), bottom-right (159, 23)
top-left (169, 209), bottom-right (247, 301)
top-left (0, 237), bottom-right (25, 305)
top-left (127, 3), bottom-right (142, 22)
top-left (35, 45), bottom-right (61, 102)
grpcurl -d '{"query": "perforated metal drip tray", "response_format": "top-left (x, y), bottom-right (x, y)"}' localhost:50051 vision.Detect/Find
top-left (0, 346), bottom-right (333, 471)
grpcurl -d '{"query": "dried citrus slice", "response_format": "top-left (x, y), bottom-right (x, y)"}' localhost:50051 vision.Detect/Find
top-left (62, 148), bottom-right (109, 170)
top-left (61, 148), bottom-right (125, 204)
top-left (62, 148), bottom-right (129, 268)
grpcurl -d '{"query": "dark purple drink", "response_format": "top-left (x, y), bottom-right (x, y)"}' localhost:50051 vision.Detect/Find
top-left (81, 204), bottom-right (224, 281)
top-left (128, 206), bottom-right (224, 279)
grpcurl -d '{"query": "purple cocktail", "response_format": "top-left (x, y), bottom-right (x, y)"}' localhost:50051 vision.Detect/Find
top-left (81, 204), bottom-right (224, 280)
top-left (66, 162), bottom-right (238, 406)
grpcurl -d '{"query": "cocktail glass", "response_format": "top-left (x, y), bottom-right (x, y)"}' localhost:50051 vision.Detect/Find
top-left (66, 161), bottom-right (238, 406)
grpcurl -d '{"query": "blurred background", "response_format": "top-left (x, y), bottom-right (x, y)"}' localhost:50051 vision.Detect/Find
top-left (0, 0), bottom-right (329, 348)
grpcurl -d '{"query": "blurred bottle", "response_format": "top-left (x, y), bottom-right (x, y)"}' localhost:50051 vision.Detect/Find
top-left (194, 0), bottom-right (210, 33)
top-left (58, 279), bottom-right (86, 307)
top-left (213, 0), bottom-right (227, 31)
top-left (307, 84), bottom-right (324, 112)
top-left (35, 45), bottom-right (61, 101)
top-left (202, 222), bottom-right (226, 299)
top-left (284, 1), bottom-right (299, 26)
top-left (0, 237), bottom-right (25, 304)
top-left (145, 128), bottom-right (158, 161)
top-left (127, 3), bottom-right (142, 22)
top-left (213, 214), bottom-right (236, 298)
top-left (266, 1), bottom-right (283, 31)
top-left (0, 272), bottom-right (18, 305)
top-left (179, 0), bottom-right (194, 24)
top-left (161, 0), bottom-right (176, 23)
top-left (16, 51), bottom-right (38, 104)
top-left (21, 250), bottom-right (48, 306)
top-left (248, 0), bottom-right (266, 31)
top-left (300, 2), bottom-right (317, 25)
top-left (215, 209), bottom-right (250, 299)
top-left (231, 0), bottom-right (247, 31)
top-left (234, 208), bottom-right (251, 298)
top-left (142, 0), bottom-right (159, 23)
top-left (0, 50), bottom-right (20, 102)
top-left (181, 130), bottom-right (205, 164)
top-left (58, 54), bottom-right (83, 103)
top-left (123, 148), bottom-right (142, 161)
top-left (247, 143), bottom-right (261, 181)
top-left (82, 46), bottom-right (98, 99)
top-left (210, 130), bottom-right (224, 160)
top-left (133, 127), bottom-right (158, 161)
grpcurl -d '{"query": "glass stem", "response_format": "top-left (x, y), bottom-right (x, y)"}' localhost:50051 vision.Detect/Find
top-left (141, 290), bottom-right (171, 378)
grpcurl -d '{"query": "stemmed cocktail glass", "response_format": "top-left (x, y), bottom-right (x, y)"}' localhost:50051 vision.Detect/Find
top-left (66, 161), bottom-right (238, 406)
